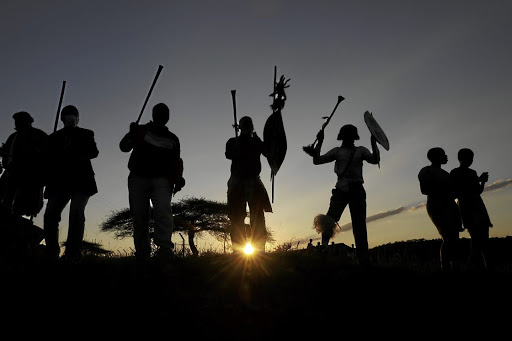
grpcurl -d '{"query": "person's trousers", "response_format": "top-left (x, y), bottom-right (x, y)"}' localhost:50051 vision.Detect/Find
top-left (326, 184), bottom-right (369, 263)
top-left (128, 174), bottom-right (174, 258)
top-left (227, 177), bottom-right (268, 252)
top-left (44, 191), bottom-right (90, 259)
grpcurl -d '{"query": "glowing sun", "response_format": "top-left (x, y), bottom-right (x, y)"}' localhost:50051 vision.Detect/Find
top-left (243, 243), bottom-right (254, 255)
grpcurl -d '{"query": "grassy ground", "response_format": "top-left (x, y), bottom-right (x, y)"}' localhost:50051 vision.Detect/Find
top-left (2, 248), bottom-right (511, 338)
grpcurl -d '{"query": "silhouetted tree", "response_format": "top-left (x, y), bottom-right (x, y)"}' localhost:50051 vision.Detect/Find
top-left (101, 197), bottom-right (252, 255)
top-left (172, 197), bottom-right (231, 256)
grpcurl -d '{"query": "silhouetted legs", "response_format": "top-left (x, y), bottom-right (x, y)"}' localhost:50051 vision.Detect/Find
top-left (43, 191), bottom-right (89, 260)
top-left (439, 228), bottom-right (459, 271)
top-left (129, 174), bottom-right (174, 260)
top-left (248, 196), bottom-right (267, 251)
top-left (326, 184), bottom-right (369, 264)
top-left (426, 199), bottom-right (461, 271)
top-left (467, 226), bottom-right (489, 270)
top-left (227, 177), bottom-right (268, 252)
top-left (228, 179), bottom-right (247, 252)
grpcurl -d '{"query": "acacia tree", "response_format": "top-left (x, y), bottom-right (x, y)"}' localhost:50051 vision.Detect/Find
top-left (172, 197), bottom-right (230, 255)
top-left (100, 196), bottom-right (274, 255)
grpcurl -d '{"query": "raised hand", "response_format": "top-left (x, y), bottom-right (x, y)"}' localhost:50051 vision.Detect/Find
top-left (480, 172), bottom-right (489, 183)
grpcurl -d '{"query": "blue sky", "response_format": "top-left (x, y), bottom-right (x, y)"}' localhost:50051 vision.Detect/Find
top-left (1, 0), bottom-right (511, 252)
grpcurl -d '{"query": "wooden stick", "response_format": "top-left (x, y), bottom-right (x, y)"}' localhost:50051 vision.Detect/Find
top-left (231, 90), bottom-right (238, 138)
top-left (53, 81), bottom-right (66, 132)
top-left (136, 65), bottom-right (163, 124)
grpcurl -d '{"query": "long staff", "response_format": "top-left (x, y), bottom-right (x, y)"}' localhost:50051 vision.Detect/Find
top-left (136, 65), bottom-right (163, 124)
top-left (53, 81), bottom-right (66, 132)
top-left (231, 90), bottom-right (238, 138)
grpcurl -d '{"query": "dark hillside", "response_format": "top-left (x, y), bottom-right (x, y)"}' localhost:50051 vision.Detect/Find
top-left (1, 238), bottom-right (511, 337)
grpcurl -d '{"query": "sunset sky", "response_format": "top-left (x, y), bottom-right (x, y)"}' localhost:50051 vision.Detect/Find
top-left (1, 0), bottom-right (511, 252)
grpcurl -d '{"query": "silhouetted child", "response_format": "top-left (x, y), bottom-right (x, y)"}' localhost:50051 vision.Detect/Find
top-left (451, 148), bottom-right (492, 270)
top-left (418, 147), bottom-right (462, 271)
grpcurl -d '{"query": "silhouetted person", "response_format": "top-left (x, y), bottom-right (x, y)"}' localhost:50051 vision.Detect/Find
top-left (307, 238), bottom-right (315, 252)
top-left (451, 148), bottom-right (492, 270)
top-left (0, 112), bottom-right (48, 218)
top-left (120, 103), bottom-right (184, 262)
top-left (226, 116), bottom-right (272, 253)
top-left (418, 147), bottom-right (462, 271)
top-left (310, 124), bottom-right (380, 265)
top-left (43, 105), bottom-right (98, 262)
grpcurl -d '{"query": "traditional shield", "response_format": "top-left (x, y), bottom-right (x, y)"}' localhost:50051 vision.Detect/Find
top-left (364, 111), bottom-right (389, 151)
top-left (263, 66), bottom-right (289, 202)
top-left (263, 109), bottom-right (287, 202)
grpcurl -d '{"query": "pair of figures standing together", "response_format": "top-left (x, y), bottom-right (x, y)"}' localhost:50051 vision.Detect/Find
top-left (0, 106), bottom-right (98, 263)
top-left (226, 115), bottom-right (381, 264)
top-left (121, 106), bottom-right (270, 260)
top-left (419, 147), bottom-right (492, 271)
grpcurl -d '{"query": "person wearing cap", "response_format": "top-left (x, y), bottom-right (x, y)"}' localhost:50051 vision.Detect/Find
top-left (225, 116), bottom-right (272, 254)
top-left (120, 103), bottom-right (184, 262)
top-left (43, 105), bottom-right (99, 262)
top-left (309, 123), bottom-right (380, 265)
top-left (0, 111), bottom-right (48, 217)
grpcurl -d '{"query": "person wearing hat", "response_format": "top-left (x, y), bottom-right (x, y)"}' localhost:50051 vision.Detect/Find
top-left (120, 103), bottom-right (184, 262)
top-left (225, 116), bottom-right (272, 254)
top-left (0, 111), bottom-right (48, 217)
top-left (43, 105), bottom-right (99, 262)
top-left (309, 123), bottom-right (380, 265)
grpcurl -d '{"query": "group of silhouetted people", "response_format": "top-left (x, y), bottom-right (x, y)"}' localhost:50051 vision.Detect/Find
top-left (0, 103), bottom-right (186, 263)
top-left (0, 98), bottom-right (493, 270)
top-left (0, 106), bottom-right (99, 262)
top-left (419, 147), bottom-right (492, 271)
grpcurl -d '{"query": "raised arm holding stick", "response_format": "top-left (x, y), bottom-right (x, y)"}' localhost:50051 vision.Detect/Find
top-left (303, 95), bottom-right (344, 157)
top-left (306, 103), bottom-right (384, 266)
top-left (119, 65), bottom-right (185, 262)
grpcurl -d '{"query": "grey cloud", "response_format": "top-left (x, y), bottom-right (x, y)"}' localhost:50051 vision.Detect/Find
top-left (483, 179), bottom-right (512, 192)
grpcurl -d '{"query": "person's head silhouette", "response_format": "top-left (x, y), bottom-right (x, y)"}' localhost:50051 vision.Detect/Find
top-left (239, 116), bottom-right (254, 135)
top-left (337, 124), bottom-right (360, 142)
top-left (61, 105), bottom-right (79, 128)
top-left (427, 147), bottom-right (448, 166)
top-left (12, 111), bottom-right (34, 131)
top-left (152, 103), bottom-right (170, 126)
top-left (457, 148), bottom-right (474, 168)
